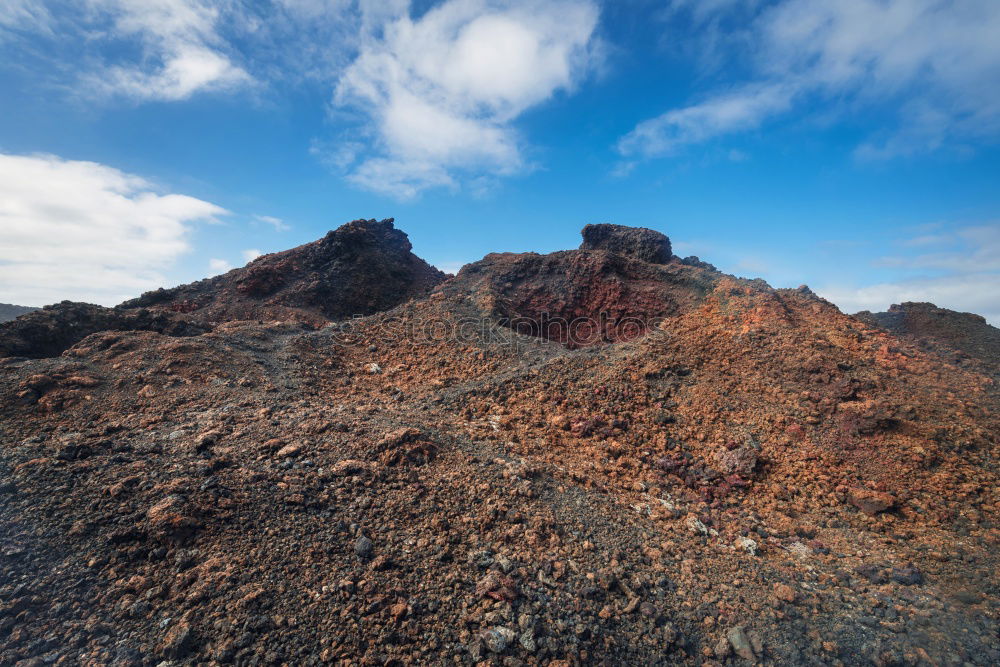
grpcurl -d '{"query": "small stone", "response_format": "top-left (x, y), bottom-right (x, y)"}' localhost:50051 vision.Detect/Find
top-left (773, 583), bottom-right (796, 603)
top-left (890, 565), bottom-right (924, 586)
top-left (481, 626), bottom-right (515, 653)
top-left (686, 514), bottom-right (709, 535)
top-left (518, 629), bottom-right (537, 653)
top-left (276, 443), bottom-right (302, 458)
top-left (726, 625), bottom-right (755, 661)
top-left (330, 459), bottom-right (370, 476)
top-left (158, 622), bottom-right (194, 658)
top-left (354, 536), bottom-right (373, 559)
top-left (367, 362), bottom-right (382, 374)
top-left (847, 488), bottom-right (896, 515)
top-left (736, 536), bottom-right (758, 556)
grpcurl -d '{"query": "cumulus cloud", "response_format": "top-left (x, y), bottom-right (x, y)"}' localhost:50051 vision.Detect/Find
top-left (87, 0), bottom-right (252, 101)
top-left (0, 153), bottom-right (227, 306)
top-left (622, 0), bottom-right (1000, 160)
top-left (817, 223), bottom-right (1000, 326)
top-left (333, 0), bottom-right (600, 198)
top-left (242, 248), bottom-right (263, 262)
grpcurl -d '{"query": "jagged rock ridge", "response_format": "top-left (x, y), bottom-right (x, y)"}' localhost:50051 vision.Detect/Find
top-left (122, 217), bottom-right (446, 325)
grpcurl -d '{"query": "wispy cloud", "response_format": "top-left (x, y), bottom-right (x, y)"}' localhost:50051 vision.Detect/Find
top-left (0, 152), bottom-right (227, 306)
top-left (0, 0), bottom-right (254, 101)
top-left (622, 0), bottom-right (1000, 161)
top-left (254, 214), bottom-right (291, 232)
top-left (332, 0), bottom-right (600, 198)
top-left (619, 82), bottom-right (795, 157)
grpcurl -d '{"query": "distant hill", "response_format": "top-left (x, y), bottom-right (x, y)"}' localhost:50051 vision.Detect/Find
top-left (0, 303), bottom-right (37, 323)
top-left (856, 301), bottom-right (1000, 377)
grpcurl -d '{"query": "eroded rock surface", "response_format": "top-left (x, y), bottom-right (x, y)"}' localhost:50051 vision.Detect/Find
top-left (122, 217), bottom-right (446, 325)
top-left (579, 223), bottom-right (673, 264)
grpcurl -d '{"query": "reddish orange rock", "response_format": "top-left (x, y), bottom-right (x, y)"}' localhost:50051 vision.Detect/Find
top-left (847, 488), bottom-right (897, 515)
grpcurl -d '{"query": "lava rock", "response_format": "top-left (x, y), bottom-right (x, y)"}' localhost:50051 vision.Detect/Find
top-left (580, 223), bottom-right (673, 264)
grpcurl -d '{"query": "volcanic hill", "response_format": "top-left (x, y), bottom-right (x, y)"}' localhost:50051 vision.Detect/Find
top-left (0, 220), bottom-right (997, 666)
top-left (0, 304), bottom-right (36, 324)
top-left (857, 302), bottom-right (1000, 379)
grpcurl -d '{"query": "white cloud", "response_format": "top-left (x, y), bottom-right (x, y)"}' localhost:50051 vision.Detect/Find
top-left (333, 0), bottom-right (600, 198)
top-left (623, 0), bottom-right (1000, 160)
top-left (208, 257), bottom-right (234, 273)
top-left (0, 0), bottom-right (51, 34)
top-left (619, 82), bottom-right (795, 156)
top-left (1, 0), bottom-right (252, 101)
top-left (0, 152), bottom-right (227, 306)
top-left (242, 248), bottom-right (262, 262)
top-left (86, 0), bottom-right (252, 101)
top-left (5, 1), bottom-right (599, 195)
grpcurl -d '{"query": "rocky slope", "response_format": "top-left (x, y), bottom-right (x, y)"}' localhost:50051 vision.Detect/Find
top-left (857, 302), bottom-right (1000, 378)
top-left (0, 219), bottom-right (445, 359)
top-left (0, 304), bottom-right (36, 324)
top-left (120, 218), bottom-right (446, 326)
top-left (0, 223), bottom-right (997, 666)
top-left (0, 302), bottom-right (209, 360)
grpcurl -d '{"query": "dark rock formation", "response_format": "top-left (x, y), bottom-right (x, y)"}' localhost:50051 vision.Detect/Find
top-left (0, 219), bottom-right (444, 359)
top-left (579, 223), bottom-right (673, 264)
top-left (856, 302), bottom-right (1000, 377)
top-left (0, 301), bottom-right (208, 359)
top-left (443, 224), bottom-right (718, 347)
top-left (0, 303), bottom-right (37, 323)
top-left (121, 218), bottom-right (446, 325)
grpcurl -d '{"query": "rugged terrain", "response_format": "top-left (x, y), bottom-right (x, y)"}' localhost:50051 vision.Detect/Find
top-left (0, 219), bottom-right (444, 360)
top-left (0, 220), bottom-right (997, 666)
top-left (857, 302), bottom-right (1000, 378)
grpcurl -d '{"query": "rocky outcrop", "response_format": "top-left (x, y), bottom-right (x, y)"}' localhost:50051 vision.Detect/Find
top-left (443, 224), bottom-right (715, 347)
top-left (856, 302), bottom-right (1000, 376)
top-left (579, 223), bottom-right (673, 264)
top-left (0, 219), bottom-right (446, 359)
top-left (0, 301), bottom-right (208, 359)
top-left (122, 218), bottom-right (446, 325)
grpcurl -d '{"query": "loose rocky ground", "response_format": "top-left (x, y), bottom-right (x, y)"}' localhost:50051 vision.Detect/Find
top-left (0, 222), bottom-right (997, 665)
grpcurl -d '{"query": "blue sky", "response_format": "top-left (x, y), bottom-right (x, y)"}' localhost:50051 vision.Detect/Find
top-left (2, 0), bottom-right (999, 322)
